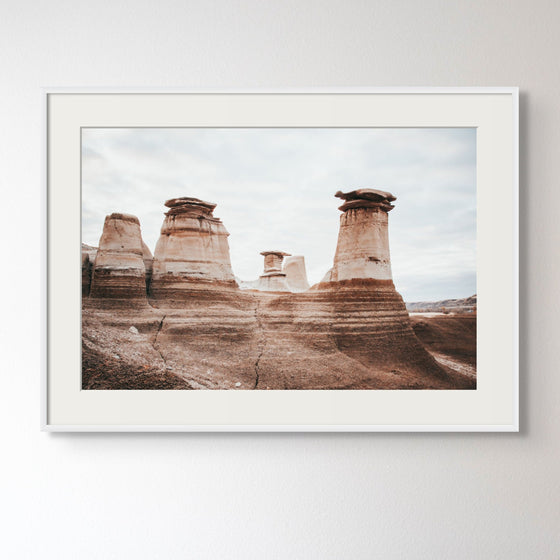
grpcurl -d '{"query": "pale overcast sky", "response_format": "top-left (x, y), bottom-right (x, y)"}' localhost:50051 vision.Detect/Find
top-left (82, 128), bottom-right (476, 302)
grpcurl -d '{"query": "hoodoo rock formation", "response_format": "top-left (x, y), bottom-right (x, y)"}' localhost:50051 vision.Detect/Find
top-left (150, 197), bottom-right (237, 299)
top-left (331, 188), bottom-right (395, 282)
top-left (88, 213), bottom-right (148, 304)
top-left (82, 191), bottom-right (476, 390)
top-left (298, 188), bottom-right (468, 389)
top-left (283, 255), bottom-right (310, 292)
top-left (257, 250), bottom-right (291, 292)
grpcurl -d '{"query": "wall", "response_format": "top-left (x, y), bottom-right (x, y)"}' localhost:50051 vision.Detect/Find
top-left (1, 1), bottom-right (558, 557)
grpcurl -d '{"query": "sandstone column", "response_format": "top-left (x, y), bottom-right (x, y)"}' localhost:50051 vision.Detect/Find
top-left (257, 250), bottom-right (291, 292)
top-left (89, 213), bottom-right (147, 301)
top-left (283, 255), bottom-right (310, 292)
top-left (150, 197), bottom-right (237, 298)
top-left (330, 188), bottom-right (396, 282)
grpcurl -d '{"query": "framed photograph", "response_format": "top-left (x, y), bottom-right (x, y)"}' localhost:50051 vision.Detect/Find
top-left (43, 88), bottom-right (518, 431)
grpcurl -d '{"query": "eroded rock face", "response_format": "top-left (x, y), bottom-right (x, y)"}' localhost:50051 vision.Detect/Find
top-left (267, 188), bottom-right (457, 388)
top-left (283, 255), bottom-right (310, 292)
top-left (249, 278), bottom-right (466, 389)
top-left (82, 190), bottom-right (476, 390)
top-left (137, 189), bottom-right (467, 389)
top-left (142, 241), bottom-right (153, 291)
top-left (257, 250), bottom-right (291, 292)
top-left (150, 197), bottom-right (238, 299)
top-left (81, 243), bottom-right (97, 297)
top-left (330, 188), bottom-right (396, 282)
top-left (89, 213), bottom-right (148, 303)
top-left (83, 279), bottom-right (474, 390)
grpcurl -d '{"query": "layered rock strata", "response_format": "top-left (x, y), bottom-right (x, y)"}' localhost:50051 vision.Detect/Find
top-left (257, 250), bottom-right (291, 292)
top-left (83, 190), bottom-right (475, 390)
top-left (279, 188), bottom-right (467, 388)
top-left (283, 255), bottom-right (310, 292)
top-left (249, 183), bottom-right (458, 386)
top-left (249, 279), bottom-right (468, 389)
top-left (91, 279), bottom-right (472, 390)
top-left (88, 213), bottom-right (148, 304)
top-left (142, 241), bottom-right (153, 292)
top-left (150, 197), bottom-right (238, 299)
top-left (331, 188), bottom-right (396, 282)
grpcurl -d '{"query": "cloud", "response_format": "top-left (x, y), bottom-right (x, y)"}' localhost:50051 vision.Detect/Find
top-left (82, 127), bottom-right (476, 301)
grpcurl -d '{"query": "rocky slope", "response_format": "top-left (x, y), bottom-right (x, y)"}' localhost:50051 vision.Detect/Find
top-left (82, 281), bottom-right (475, 390)
top-left (82, 190), bottom-right (476, 390)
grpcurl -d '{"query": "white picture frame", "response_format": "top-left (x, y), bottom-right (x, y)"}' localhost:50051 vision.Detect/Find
top-left (43, 88), bottom-right (518, 432)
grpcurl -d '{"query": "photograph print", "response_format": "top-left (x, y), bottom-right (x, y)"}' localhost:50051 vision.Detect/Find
top-left (81, 127), bottom-right (476, 390)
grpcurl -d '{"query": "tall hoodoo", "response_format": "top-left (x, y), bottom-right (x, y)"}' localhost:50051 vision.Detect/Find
top-left (150, 197), bottom-right (237, 298)
top-left (330, 188), bottom-right (396, 282)
top-left (257, 250), bottom-right (291, 292)
top-left (89, 213), bottom-right (147, 302)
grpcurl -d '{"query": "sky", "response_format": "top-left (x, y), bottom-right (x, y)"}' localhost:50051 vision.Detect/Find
top-left (81, 127), bottom-right (476, 302)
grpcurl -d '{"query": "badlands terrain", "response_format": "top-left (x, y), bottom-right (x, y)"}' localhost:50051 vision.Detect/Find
top-left (82, 190), bottom-right (476, 390)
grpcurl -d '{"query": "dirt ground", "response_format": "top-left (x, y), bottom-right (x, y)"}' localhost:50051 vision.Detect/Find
top-left (81, 301), bottom-right (476, 390)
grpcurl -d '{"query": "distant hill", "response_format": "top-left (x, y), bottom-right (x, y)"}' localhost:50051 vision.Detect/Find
top-left (406, 295), bottom-right (477, 313)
